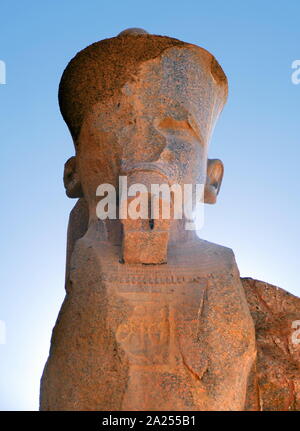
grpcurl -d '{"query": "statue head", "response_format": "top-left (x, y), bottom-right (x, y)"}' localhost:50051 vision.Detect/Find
top-left (60, 29), bottom-right (228, 263)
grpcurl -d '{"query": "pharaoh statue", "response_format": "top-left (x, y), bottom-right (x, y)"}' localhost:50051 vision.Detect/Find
top-left (40, 28), bottom-right (300, 411)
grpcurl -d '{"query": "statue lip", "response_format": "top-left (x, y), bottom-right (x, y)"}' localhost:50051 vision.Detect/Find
top-left (121, 162), bottom-right (170, 182)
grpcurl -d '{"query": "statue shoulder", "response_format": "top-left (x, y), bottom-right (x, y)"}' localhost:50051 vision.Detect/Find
top-left (184, 238), bottom-right (239, 276)
top-left (198, 238), bottom-right (237, 262)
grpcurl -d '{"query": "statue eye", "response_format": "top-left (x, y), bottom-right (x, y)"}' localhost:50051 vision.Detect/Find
top-left (156, 117), bottom-right (201, 142)
top-left (158, 117), bottom-right (192, 132)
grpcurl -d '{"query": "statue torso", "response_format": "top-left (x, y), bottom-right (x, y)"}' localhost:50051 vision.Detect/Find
top-left (40, 237), bottom-right (256, 411)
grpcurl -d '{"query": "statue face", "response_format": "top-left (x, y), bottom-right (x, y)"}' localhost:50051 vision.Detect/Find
top-left (75, 46), bottom-right (226, 216)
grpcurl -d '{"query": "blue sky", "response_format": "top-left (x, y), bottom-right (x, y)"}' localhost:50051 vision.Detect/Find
top-left (0, 0), bottom-right (299, 410)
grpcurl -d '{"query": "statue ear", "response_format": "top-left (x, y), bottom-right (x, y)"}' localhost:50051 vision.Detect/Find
top-left (63, 156), bottom-right (83, 198)
top-left (204, 159), bottom-right (224, 204)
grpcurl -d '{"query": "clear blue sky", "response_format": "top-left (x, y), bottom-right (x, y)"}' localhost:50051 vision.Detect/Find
top-left (0, 0), bottom-right (299, 410)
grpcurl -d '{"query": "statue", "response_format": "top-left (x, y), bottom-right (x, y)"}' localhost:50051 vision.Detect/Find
top-left (40, 29), bottom-right (300, 411)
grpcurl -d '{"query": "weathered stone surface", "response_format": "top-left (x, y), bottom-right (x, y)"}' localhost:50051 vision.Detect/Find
top-left (242, 278), bottom-right (300, 411)
top-left (40, 29), bottom-right (267, 410)
top-left (41, 229), bottom-right (255, 410)
top-left (59, 199), bottom-right (300, 411)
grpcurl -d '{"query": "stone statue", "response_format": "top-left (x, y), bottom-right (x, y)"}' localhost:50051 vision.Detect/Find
top-left (40, 29), bottom-right (300, 411)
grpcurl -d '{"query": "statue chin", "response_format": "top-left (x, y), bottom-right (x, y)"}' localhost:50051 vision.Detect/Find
top-left (120, 170), bottom-right (170, 264)
top-left (121, 221), bottom-right (169, 264)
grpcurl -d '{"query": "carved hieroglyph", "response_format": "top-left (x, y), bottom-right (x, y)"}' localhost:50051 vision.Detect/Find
top-left (40, 29), bottom-right (300, 411)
